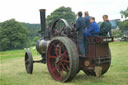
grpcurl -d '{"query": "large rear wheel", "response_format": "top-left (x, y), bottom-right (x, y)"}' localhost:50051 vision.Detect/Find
top-left (47, 37), bottom-right (79, 82)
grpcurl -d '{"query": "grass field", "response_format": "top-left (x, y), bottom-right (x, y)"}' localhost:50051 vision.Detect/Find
top-left (0, 42), bottom-right (128, 85)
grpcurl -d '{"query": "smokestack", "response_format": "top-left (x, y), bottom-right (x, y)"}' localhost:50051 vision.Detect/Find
top-left (39, 9), bottom-right (46, 37)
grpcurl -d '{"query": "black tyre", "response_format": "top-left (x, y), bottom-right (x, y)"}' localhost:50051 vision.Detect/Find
top-left (25, 50), bottom-right (33, 74)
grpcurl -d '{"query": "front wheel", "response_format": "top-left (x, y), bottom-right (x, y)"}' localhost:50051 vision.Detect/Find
top-left (46, 37), bottom-right (79, 82)
top-left (25, 50), bottom-right (33, 74)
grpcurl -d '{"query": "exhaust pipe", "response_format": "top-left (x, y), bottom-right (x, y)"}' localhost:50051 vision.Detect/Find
top-left (39, 9), bottom-right (46, 37)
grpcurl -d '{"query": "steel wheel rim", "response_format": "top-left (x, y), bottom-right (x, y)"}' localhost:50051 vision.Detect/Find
top-left (47, 40), bottom-right (70, 81)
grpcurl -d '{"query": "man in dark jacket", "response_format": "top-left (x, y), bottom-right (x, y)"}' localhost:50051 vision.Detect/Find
top-left (76, 11), bottom-right (86, 57)
top-left (84, 11), bottom-right (91, 29)
top-left (99, 15), bottom-right (112, 37)
top-left (84, 17), bottom-right (100, 54)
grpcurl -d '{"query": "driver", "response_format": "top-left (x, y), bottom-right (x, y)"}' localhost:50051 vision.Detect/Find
top-left (76, 11), bottom-right (86, 57)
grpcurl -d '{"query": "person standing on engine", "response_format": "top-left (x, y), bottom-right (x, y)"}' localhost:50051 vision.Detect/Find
top-left (76, 11), bottom-right (86, 57)
top-left (84, 11), bottom-right (91, 29)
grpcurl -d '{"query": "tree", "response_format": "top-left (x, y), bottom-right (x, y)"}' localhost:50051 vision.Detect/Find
top-left (23, 23), bottom-right (40, 41)
top-left (119, 7), bottom-right (128, 33)
top-left (119, 20), bottom-right (128, 32)
top-left (120, 7), bottom-right (128, 18)
top-left (0, 19), bottom-right (29, 51)
top-left (46, 6), bottom-right (76, 27)
top-left (30, 36), bottom-right (40, 46)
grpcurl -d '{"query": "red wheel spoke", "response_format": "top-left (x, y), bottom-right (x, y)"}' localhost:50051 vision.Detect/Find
top-left (65, 55), bottom-right (69, 58)
top-left (61, 63), bottom-right (67, 72)
top-left (49, 56), bottom-right (56, 59)
top-left (62, 51), bottom-right (69, 58)
top-left (58, 63), bottom-right (64, 80)
top-left (62, 59), bottom-right (69, 64)
top-left (57, 62), bottom-right (61, 69)
top-left (62, 51), bottom-right (67, 59)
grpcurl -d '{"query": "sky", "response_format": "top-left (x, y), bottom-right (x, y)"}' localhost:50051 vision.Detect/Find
top-left (0, 0), bottom-right (128, 24)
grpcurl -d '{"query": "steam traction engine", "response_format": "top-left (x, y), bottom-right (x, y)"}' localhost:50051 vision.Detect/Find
top-left (25, 9), bottom-right (113, 82)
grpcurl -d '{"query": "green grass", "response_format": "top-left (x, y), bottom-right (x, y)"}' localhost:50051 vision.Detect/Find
top-left (0, 49), bottom-right (25, 60)
top-left (0, 42), bottom-right (128, 85)
top-left (0, 47), bottom-right (38, 61)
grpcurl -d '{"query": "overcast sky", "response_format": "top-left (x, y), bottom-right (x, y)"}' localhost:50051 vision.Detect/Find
top-left (0, 0), bottom-right (128, 23)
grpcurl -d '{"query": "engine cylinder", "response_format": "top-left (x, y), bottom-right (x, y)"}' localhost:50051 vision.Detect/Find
top-left (36, 39), bottom-right (50, 55)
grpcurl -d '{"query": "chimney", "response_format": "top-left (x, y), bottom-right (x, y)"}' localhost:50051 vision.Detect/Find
top-left (39, 9), bottom-right (46, 37)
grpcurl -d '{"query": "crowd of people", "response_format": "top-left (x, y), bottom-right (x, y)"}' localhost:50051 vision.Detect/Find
top-left (75, 11), bottom-right (112, 58)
